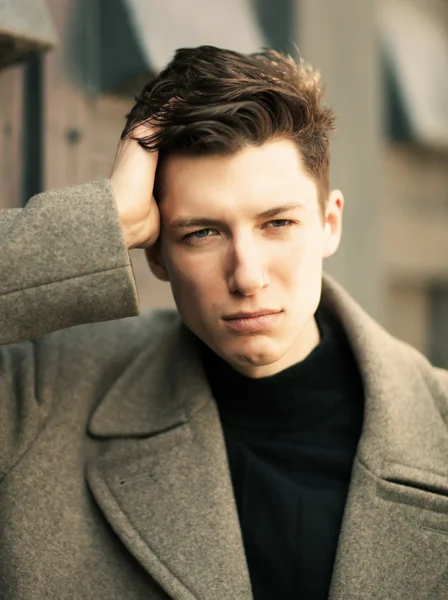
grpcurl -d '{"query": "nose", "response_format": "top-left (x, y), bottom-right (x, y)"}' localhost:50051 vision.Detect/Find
top-left (227, 236), bottom-right (270, 296)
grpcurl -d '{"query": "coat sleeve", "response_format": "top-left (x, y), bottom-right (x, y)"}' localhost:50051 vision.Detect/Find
top-left (433, 367), bottom-right (448, 427)
top-left (0, 179), bottom-right (141, 479)
top-left (0, 179), bottom-right (139, 345)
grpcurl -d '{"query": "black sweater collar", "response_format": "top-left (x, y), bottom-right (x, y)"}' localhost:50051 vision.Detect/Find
top-left (198, 308), bottom-right (364, 431)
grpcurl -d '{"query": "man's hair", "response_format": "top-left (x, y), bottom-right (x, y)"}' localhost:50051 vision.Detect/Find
top-left (122, 45), bottom-right (335, 209)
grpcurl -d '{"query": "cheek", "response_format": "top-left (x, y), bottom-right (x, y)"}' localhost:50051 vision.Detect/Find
top-left (164, 251), bottom-right (223, 307)
top-left (273, 233), bottom-right (324, 285)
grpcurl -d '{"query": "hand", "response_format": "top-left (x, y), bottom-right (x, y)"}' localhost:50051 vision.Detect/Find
top-left (110, 124), bottom-right (160, 249)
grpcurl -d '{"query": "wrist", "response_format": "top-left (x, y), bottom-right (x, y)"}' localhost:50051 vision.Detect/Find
top-left (120, 217), bottom-right (146, 250)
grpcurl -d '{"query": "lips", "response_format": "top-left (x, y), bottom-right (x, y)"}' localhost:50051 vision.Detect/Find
top-left (222, 310), bottom-right (281, 320)
top-left (221, 310), bottom-right (283, 333)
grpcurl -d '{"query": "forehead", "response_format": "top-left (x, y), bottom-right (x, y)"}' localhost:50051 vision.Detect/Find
top-left (160, 139), bottom-right (319, 216)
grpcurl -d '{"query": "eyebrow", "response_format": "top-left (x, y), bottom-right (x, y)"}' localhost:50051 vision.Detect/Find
top-left (168, 203), bottom-right (305, 230)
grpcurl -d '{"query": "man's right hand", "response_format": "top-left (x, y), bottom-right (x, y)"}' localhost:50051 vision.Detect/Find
top-left (110, 124), bottom-right (160, 249)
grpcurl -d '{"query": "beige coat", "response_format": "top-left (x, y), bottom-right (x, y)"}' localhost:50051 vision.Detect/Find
top-left (0, 180), bottom-right (447, 599)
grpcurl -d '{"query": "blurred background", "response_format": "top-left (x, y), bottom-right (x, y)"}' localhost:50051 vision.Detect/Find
top-left (1, 0), bottom-right (448, 366)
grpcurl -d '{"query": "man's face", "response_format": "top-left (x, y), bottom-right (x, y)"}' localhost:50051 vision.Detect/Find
top-left (148, 139), bottom-right (343, 377)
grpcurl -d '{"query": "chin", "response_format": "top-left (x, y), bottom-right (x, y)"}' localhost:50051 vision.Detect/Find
top-left (228, 337), bottom-right (285, 368)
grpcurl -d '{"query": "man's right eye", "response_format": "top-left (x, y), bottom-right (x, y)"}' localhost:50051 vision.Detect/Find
top-left (184, 228), bottom-right (218, 242)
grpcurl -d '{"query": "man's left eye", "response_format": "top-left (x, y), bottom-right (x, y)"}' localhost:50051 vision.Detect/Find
top-left (265, 219), bottom-right (294, 228)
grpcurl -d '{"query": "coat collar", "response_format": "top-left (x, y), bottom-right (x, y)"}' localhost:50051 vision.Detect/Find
top-left (87, 273), bottom-right (448, 599)
top-left (88, 315), bottom-right (209, 437)
top-left (320, 274), bottom-right (448, 480)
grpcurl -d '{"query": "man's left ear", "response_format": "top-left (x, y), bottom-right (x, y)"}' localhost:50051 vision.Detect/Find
top-left (323, 189), bottom-right (344, 259)
top-left (145, 243), bottom-right (170, 282)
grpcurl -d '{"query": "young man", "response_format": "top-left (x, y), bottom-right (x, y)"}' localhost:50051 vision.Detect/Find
top-left (0, 46), bottom-right (447, 600)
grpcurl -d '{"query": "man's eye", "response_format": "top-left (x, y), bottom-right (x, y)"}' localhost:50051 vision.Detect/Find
top-left (265, 219), bottom-right (294, 228)
top-left (184, 228), bottom-right (218, 241)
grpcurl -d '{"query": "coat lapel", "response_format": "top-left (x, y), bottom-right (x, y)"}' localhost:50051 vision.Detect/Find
top-left (86, 318), bottom-right (253, 600)
top-left (320, 277), bottom-right (448, 599)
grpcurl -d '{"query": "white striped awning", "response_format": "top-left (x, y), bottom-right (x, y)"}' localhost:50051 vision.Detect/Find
top-left (75, 0), bottom-right (266, 94)
top-left (124, 0), bottom-right (266, 72)
top-left (380, 0), bottom-right (448, 148)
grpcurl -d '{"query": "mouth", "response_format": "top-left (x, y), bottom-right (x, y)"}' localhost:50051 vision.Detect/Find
top-left (221, 310), bottom-right (283, 333)
top-left (222, 309), bottom-right (281, 320)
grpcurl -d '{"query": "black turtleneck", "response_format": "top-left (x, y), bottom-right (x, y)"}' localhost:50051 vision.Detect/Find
top-left (199, 307), bottom-right (365, 600)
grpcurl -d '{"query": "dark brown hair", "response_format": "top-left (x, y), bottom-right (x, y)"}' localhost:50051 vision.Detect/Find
top-left (122, 45), bottom-right (335, 209)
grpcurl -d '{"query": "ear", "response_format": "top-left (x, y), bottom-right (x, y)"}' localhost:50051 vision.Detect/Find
top-left (145, 243), bottom-right (170, 282)
top-left (323, 189), bottom-right (344, 259)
